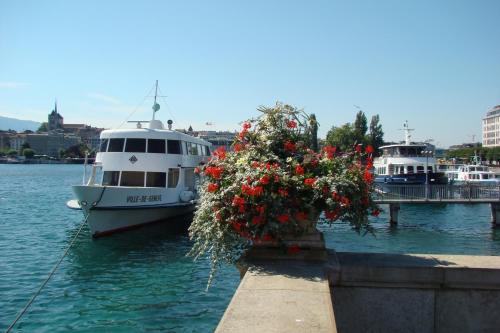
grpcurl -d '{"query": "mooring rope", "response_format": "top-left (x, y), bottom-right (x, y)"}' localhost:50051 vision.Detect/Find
top-left (4, 213), bottom-right (89, 333)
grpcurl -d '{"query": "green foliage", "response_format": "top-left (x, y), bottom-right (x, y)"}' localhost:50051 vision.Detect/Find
top-left (21, 142), bottom-right (31, 150)
top-left (368, 115), bottom-right (384, 157)
top-left (60, 143), bottom-right (90, 158)
top-left (189, 102), bottom-right (378, 286)
top-left (7, 149), bottom-right (18, 157)
top-left (326, 111), bottom-right (384, 155)
top-left (326, 123), bottom-right (357, 152)
top-left (37, 122), bottom-right (48, 132)
top-left (354, 111), bottom-right (368, 143)
top-left (22, 148), bottom-right (35, 158)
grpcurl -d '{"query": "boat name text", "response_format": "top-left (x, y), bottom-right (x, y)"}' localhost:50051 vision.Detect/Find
top-left (126, 195), bottom-right (162, 203)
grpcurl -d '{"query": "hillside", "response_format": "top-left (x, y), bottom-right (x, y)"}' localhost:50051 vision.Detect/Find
top-left (0, 116), bottom-right (40, 132)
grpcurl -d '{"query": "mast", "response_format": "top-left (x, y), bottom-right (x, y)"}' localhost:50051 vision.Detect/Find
top-left (402, 120), bottom-right (414, 145)
top-left (152, 80), bottom-right (160, 120)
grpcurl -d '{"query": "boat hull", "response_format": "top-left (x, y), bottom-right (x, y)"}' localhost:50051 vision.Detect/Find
top-left (375, 172), bottom-right (448, 185)
top-left (72, 185), bottom-right (196, 237)
top-left (85, 204), bottom-right (195, 237)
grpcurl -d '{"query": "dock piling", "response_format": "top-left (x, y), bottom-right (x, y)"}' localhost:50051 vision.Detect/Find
top-left (389, 203), bottom-right (400, 226)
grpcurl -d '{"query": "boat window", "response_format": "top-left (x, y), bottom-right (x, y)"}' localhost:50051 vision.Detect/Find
top-left (399, 148), bottom-right (407, 156)
top-left (102, 171), bottom-right (120, 186)
top-left (197, 144), bottom-right (203, 156)
top-left (184, 168), bottom-right (195, 191)
top-left (183, 141), bottom-right (189, 155)
top-left (146, 172), bottom-right (166, 187)
top-left (108, 138), bottom-right (125, 152)
top-left (408, 148), bottom-right (417, 156)
top-left (407, 166), bottom-right (414, 174)
top-left (167, 140), bottom-right (182, 154)
top-left (417, 166), bottom-right (424, 173)
top-left (427, 166), bottom-right (433, 172)
top-left (148, 139), bottom-right (166, 153)
top-left (120, 171), bottom-right (145, 187)
top-left (125, 138), bottom-right (146, 153)
top-left (99, 139), bottom-right (108, 152)
top-left (187, 142), bottom-right (198, 155)
top-left (205, 146), bottom-right (211, 156)
top-left (168, 168), bottom-right (180, 188)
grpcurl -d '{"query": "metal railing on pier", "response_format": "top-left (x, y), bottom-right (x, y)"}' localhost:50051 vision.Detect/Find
top-left (373, 184), bottom-right (500, 203)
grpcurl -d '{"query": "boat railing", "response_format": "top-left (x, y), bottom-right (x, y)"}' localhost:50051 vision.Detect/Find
top-left (373, 183), bottom-right (500, 202)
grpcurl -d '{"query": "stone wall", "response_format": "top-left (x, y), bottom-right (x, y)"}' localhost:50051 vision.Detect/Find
top-left (329, 252), bottom-right (500, 333)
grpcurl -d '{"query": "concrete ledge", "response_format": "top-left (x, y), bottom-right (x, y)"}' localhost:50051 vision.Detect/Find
top-left (216, 261), bottom-right (336, 333)
top-left (328, 251), bottom-right (500, 290)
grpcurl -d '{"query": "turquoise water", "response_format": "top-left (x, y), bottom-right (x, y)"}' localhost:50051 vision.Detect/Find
top-left (1, 164), bottom-right (499, 332)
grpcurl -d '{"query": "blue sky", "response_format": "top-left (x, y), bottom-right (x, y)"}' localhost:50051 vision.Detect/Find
top-left (1, 0), bottom-right (499, 147)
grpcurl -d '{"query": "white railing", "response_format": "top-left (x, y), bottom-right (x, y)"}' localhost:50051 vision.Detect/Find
top-left (373, 184), bottom-right (500, 202)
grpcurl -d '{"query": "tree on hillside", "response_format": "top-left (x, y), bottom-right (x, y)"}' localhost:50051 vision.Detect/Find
top-left (353, 111), bottom-right (368, 144)
top-left (37, 122), bottom-right (48, 132)
top-left (326, 123), bottom-right (357, 152)
top-left (367, 115), bottom-right (384, 156)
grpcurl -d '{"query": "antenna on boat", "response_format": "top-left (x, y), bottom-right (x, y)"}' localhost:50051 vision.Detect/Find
top-left (400, 120), bottom-right (414, 145)
top-left (152, 80), bottom-right (160, 120)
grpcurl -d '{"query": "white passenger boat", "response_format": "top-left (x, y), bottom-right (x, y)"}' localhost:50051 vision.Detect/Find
top-left (445, 164), bottom-right (500, 185)
top-left (373, 121), bottom-right (448, 189)
top-left (67, 82), bottom-right (211, 237)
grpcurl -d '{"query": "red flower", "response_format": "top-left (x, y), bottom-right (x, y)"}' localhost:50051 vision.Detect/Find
top-left (364, 169), bottom-right (374, 183)
top-left (259, 174), bottom-right (270, 185)
top-left (286, 120), bottom-right (297, 128)
top-left (295, 211), bottom-right (308, 221)
top-left (324, 210), bottom-right (339, 220)
top-left (252, 216), bottom-right (264, 225)
top-left (252, 186), bottom-right (264, 197)
top-left (332, 191), bottom-right (341, 201)
top-left (295, 165), bottom-right (304, 175)
top-left (323, 146), bottom-right (336, 159)
top-left (242, 122), bottom-right (251, 130)
top-left (251, 161), bottom-right (260, 169)
top-left (274, 175), bottom-right (280, 183)
top-left (262, 234), bottom-right (274, 241)
top-left (277, 214), bottom-right (290, 224)
top-left (284, 141), bottom-right (296, 152)
top-left (205, 166), bottom-right (223, 179)
top-left (256, 205), bottom-right (266, 214)
top-left (287, 245), bottom-right (300, 255)
top-left (365, 145), bottom-right (374, 154)
top-left (341, 196), bottom-right (351, 207)
top-left (355, 144), bottom-right (362, 153)
top-left (233, 143), bottom-right (244, 152)
top-left (278, 188), bottom-right (289, 197)
top-left (232, 221), bottom-right (243, 232)
top-left (304, 178), bottom-right (316, 187)
top-left (366, 157), bottom-right (373, 169)
top-left (213, 146), bottom-right (226, 159)
top-left (232, 195), bottom-right (245, 207)
top-left (194, 167), bottom-right (200, 174)
top-left (207, 183), bottom-right (219, 192)
top-left (371, 209), bottom-right (380, 217)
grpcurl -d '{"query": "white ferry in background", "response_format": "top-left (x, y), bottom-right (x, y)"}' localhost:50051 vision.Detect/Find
top-left (445, 164), bottom-right (500, 184)
top-left (373, 121), bottom-right (448, 188)
top-left (67, 82), bottom-right (211, 237)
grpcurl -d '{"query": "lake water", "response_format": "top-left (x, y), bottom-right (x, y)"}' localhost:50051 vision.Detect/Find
top-left (1, 164), bottom-right (499, 332)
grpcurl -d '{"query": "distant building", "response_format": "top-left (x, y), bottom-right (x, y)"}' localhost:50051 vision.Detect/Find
top-left (483, 105), bottom-right (500, 147)
top-left (48, 101), bottom-right (64, 131)
top-left (197, 130), bottom-right (237, 151)
top-left (11, 133), bottom-right (81, 157)
top-left (0, 130), bottom-right (14, 150)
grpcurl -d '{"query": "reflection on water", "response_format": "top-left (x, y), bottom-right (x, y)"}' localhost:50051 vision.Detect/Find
top-left (2, 165), bottom-right (500, 332)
